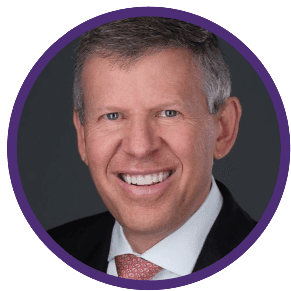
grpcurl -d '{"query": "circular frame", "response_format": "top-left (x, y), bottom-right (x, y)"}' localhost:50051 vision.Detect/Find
top-left (7, 7), bottom-right (290, 290)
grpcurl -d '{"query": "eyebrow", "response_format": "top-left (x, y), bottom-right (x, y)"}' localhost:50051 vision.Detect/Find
top-left (93, 100), bottom-right (186, 113)
top-left (155, 100), bottom-right (184, 108)
top-left (151, 100), bottom-right (193, 113)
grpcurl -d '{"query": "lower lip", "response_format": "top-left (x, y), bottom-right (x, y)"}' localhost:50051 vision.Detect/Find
top-left (116, 173), bottom-right (174, 198)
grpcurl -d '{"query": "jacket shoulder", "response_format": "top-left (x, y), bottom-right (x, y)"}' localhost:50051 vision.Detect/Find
top-left (47, 211), bottom-right (115, 262)
top-left (212, 180), bottom-right (257, 250)
top-left (193, 180), bottom-right (257, 272)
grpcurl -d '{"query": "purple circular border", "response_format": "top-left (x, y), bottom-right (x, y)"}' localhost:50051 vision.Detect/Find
top-left (7, 7), bottom-right (290, 290)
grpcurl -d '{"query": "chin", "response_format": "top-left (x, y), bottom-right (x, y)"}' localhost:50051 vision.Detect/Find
top-left (119, 208), bottom-right (176, 236)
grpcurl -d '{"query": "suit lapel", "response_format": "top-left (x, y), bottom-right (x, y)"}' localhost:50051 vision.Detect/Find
top-left (82, 213), bottom-right (115, 273)
top-left (193, 180), bottom-right (256, 272)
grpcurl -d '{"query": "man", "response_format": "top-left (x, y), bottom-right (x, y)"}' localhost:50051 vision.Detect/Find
top-left (48, 17), bottom-right (256, 280)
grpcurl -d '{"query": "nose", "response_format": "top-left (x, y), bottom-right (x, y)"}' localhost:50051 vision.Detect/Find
top-left (122, 117), bottom-right (161, 159)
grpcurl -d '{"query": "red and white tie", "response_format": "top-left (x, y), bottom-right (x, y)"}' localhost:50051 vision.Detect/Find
top-left (115, 254), bottom-right (162, 280)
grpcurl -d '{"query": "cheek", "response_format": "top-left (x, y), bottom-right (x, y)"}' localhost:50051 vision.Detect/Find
top-left (161, 124), bottom-right (203, 159)
top-left (161, 122), bottom-right (215, 174)
top-left (85, 128), bottom-right (121, 173)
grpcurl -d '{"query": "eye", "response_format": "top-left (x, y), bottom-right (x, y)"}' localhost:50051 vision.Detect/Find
top-left (105, 112), bottom-right (120, 120)
top-left (160, 110), bottom-right (179, 117)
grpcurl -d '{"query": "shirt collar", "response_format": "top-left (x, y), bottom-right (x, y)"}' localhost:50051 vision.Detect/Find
top-left (108, 176), bottom-right (222, 276)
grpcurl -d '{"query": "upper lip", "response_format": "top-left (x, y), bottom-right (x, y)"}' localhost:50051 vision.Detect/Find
top-left (116, 168), bottom-right (174, 175)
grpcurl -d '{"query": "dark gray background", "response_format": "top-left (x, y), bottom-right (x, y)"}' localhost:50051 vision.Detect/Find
top-left (0, 0), bottom-right (291, 291)
top-left (17, 36), bottom-right (280, 230)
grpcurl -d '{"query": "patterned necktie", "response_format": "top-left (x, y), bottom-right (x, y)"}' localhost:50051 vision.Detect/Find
top-left (115, 254), bottom-right (162, 280)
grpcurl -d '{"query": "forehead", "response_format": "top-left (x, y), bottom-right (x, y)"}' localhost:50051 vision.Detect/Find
top-left (81, 49), bottom-right (206, 110)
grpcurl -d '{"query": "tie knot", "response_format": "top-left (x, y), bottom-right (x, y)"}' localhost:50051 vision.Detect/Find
top-left (115, 254), bottom-right (162, 280)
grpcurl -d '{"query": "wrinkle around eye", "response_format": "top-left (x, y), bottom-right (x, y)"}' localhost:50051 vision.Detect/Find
top-left (86, 115), bottom-right (127, 133)
top-left (182, 113), bottom-right (214, 129)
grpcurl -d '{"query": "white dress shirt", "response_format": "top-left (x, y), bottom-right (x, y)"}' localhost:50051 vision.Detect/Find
top-left (107, 176), bottom-right (223, 280)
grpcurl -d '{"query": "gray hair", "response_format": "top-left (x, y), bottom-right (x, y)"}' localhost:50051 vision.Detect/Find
top-left (73, 17), bottom-right (231, 124)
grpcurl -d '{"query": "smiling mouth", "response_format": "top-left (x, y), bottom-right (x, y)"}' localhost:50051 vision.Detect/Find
top-left (118, 170), bottom-right (173, 186)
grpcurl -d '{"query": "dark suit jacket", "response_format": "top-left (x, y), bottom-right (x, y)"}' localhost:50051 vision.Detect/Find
top-left (48, 180), bottom-right (257, 273)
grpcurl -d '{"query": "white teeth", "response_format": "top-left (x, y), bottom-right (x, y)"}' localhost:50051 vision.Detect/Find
top-left (144, 175), bottom-right (152, 185)
top-left (125, 175), bottom-right (132, 184)
top-left (137, 175), bottom-right (144, 185)
top-left (164, 172), bottom-right (170, 179)
top-left (131, 176), bottom-right (137, 184)
top-left (121, 171), bottom-right (172, 186)
top-left (152, 174), bottom-right (158, 183)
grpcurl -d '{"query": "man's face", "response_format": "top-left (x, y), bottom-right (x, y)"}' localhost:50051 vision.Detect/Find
top-left (75, 49), bottom-right (220, 239)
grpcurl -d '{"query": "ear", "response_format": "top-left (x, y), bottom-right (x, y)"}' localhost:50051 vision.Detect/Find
top-left (73, 109), bottom-right (88, 165)
top-left (213, 97), bottom-right (242, 159)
